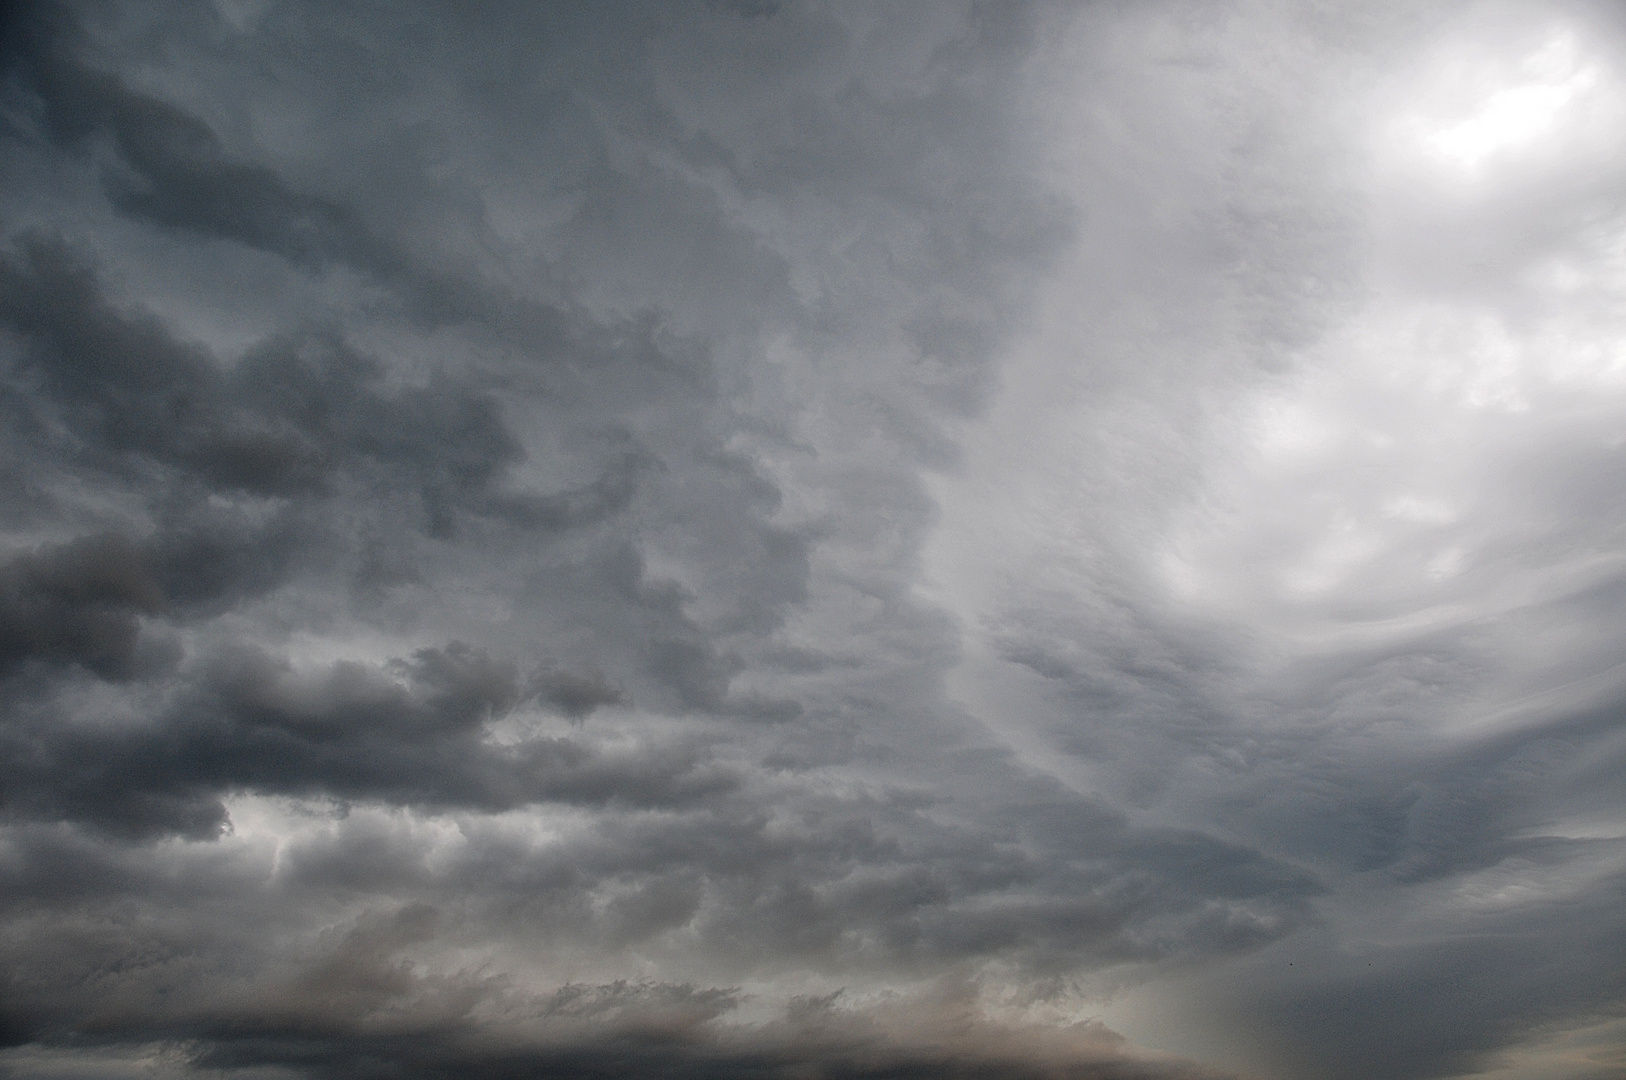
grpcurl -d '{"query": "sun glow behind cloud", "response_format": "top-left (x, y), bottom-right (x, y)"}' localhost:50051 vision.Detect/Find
top-left (1388, 23), bottom-right (1616, 177)
top-left (1420, 36), bottom-right (1597, 169)
top-left (1140, 14), bottom-right (1626, 654)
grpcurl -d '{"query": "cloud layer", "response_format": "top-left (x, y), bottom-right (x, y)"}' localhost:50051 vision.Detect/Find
top-left (2, 2), bottom-right (1624, 1079)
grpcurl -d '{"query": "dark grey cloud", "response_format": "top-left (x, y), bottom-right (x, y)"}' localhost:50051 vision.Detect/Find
top-left (0, 233), bottom-right (625, 528)
top-left (4, 1), bottom-right (564, 332)
top-left (0, 639), bottom-right (746, 841)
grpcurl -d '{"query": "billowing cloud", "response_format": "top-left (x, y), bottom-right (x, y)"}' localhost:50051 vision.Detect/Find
top-left (2, 1), bottom-right (1624, 1079)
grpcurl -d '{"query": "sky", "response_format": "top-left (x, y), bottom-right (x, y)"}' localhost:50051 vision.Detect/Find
top-left (1, 2), bottom-right (1624, 1079)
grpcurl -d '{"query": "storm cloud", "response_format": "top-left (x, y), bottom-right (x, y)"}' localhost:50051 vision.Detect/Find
top-left (2, 2), bottom-right (1624, 1079)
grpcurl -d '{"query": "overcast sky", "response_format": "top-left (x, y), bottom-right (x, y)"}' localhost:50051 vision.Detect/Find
top-left (2, 2), bottom-right (1624, 1079)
